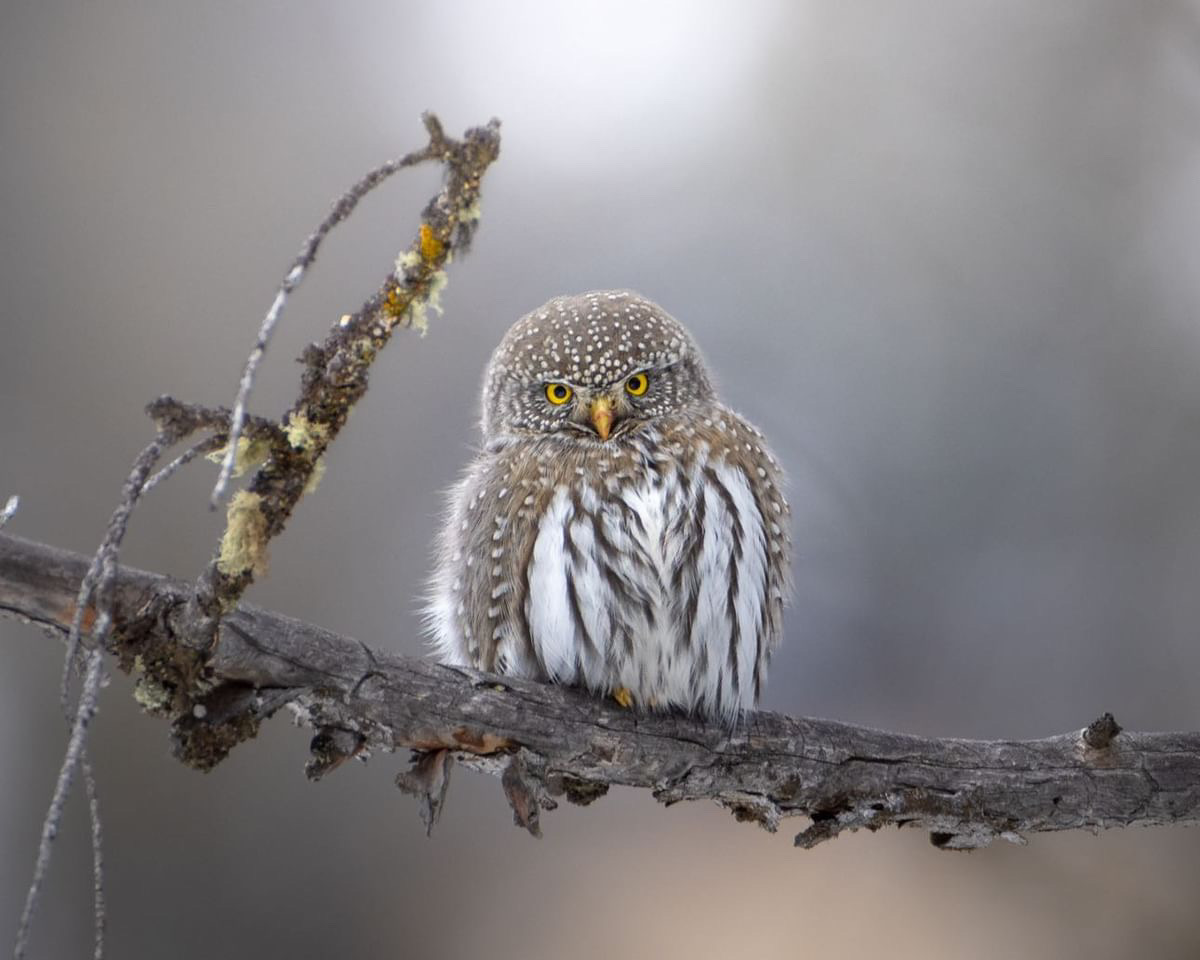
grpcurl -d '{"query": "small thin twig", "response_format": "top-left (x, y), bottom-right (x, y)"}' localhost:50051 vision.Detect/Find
top-left (37, 435), bottom-right (166, 960)
top-left (143, 435), bottom-right (225, 494)
top-left (15, 650), bottom-right (105, 960)
top-left (81, 754), bottom-right (106, 960)
top-left (60, 437), bottom-right (167, 710)
top-left (208, 134), bottom-right (441, 507)
top-left (144, 397), bottom-right (283, 447)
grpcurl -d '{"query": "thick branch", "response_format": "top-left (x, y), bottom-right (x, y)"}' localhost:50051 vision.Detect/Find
top-left (4, 531), bottom-right (1199, 849)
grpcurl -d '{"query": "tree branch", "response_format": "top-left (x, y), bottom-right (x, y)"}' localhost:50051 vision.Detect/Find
top-left (4, 531), bottom-right (1198, 850)
top-left (186, 113), bottom-right (501, 645)
top-left (9, 113), bottom-right (502, 957)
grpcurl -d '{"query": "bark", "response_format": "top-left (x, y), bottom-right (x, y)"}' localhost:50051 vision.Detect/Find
top-left (3, 531), bottom-right (1198, 850)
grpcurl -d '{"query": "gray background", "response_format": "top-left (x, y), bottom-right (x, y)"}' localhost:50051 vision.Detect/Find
top-left (4, 1), bottom-right (1200, 957)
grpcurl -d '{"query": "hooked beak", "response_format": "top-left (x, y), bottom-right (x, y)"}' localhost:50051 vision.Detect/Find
top-left (589, 396), bottom-right (614, 440)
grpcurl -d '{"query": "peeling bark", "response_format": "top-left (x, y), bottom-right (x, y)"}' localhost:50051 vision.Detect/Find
top-left (4, 531), bottom-right (1199, 849)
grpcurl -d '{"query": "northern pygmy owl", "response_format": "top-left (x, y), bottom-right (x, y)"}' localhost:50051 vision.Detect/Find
top-left (428, 291), bottom-right (791, 722)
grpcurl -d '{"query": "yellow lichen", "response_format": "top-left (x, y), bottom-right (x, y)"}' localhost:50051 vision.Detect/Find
top-left (419, 222), bottom-right (444, 261)
top-left (383, 283), bottom-right (411, 319)
top-left (285, 410), bottom-right (329, 453)
top-left (205, 435), bottom-right (270, 478)
top-left (217, 490), bottom-right (270, 578)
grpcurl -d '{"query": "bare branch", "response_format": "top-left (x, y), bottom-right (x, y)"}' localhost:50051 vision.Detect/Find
top-left (17, 432), bottom-right (172, 960)
top-left (80, 754), bottom-right (106, 960)
top-left (143, 437), bottom-right (224, 495)
top-left (14, 650), bottom-right (104, 960)
top-left (4, 531), bottom-right (1199, 851)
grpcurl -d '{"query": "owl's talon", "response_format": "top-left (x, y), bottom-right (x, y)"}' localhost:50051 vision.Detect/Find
top-left (612, 686), bottom-right (635, 709)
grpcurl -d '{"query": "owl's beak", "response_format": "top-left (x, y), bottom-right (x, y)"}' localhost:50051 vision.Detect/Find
top-left (589, 396), bottom-right (614, 440)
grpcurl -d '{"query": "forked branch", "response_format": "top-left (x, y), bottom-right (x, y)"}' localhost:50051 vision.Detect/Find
top-left (8, 113), bottom-right (500, 959)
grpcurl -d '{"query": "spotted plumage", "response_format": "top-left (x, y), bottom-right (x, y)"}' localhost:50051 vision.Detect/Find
top-left (427, 290), bottom-right (791, 723)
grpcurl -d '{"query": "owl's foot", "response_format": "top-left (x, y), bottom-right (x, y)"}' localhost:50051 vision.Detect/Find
top-left (612, 686), bottom-right (635, 709)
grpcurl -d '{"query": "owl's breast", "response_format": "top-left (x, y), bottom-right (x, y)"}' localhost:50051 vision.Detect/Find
top-left (430, 412), bottom-right (788, 723)
top-left (521, 431), bottom-right (772, 719)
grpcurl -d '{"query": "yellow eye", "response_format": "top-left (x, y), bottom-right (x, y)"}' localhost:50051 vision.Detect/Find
top-left (625, 372), bottom-right (649, 396)
top-left (545, 383), bottom-right (573, 405)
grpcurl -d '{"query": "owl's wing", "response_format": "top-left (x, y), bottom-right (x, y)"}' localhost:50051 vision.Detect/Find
top-left (425, 469), bottom-right (473, 666)
top-left (712, 407), bottom-right (792, 698)
top-left (426, 444), bottom-right (559, 678)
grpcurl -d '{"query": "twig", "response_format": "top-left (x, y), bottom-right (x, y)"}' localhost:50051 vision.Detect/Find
top-left (14, 650), bottom-right (105, 960)
top-left (143, 436), bottom-right (224, 494)
top-left (26, 434), bottom-right (169, 960)
top-left (4, 531), bottom-right (1199, 851)
top-left (208, 112), bottom-right (457, 507)
top-left (81, 753), bottom-right (106, 960)
top-left (60, 436), bottom-right (167, 709)
top-left (5, 489), bottom-right (106, 958)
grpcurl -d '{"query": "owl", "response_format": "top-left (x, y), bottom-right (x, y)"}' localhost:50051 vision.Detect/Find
top-left (427, 290), bottom-right (791, 723)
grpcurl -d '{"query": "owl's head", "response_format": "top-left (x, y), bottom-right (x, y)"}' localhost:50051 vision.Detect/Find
top-left (481, 290), bottom-right (715, 442)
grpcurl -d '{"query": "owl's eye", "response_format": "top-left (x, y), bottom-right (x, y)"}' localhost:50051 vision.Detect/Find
top-left (545, 383), bottom-right (573, 405)
top-left (625, 372), bottom-right (649, 396)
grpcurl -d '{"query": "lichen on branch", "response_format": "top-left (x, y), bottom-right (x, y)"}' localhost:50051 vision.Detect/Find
top-left (7, 113), bottom-right (500, 960)
top-left (184, 114), bottom-right (501, 637)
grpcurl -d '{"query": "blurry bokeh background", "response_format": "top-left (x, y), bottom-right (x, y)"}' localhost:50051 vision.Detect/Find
top-left (4, 1), bottom-right (1200, 956)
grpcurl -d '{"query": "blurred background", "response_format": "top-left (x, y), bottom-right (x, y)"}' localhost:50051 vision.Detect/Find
top-left (4, 0), bottom-right (1200, 956)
